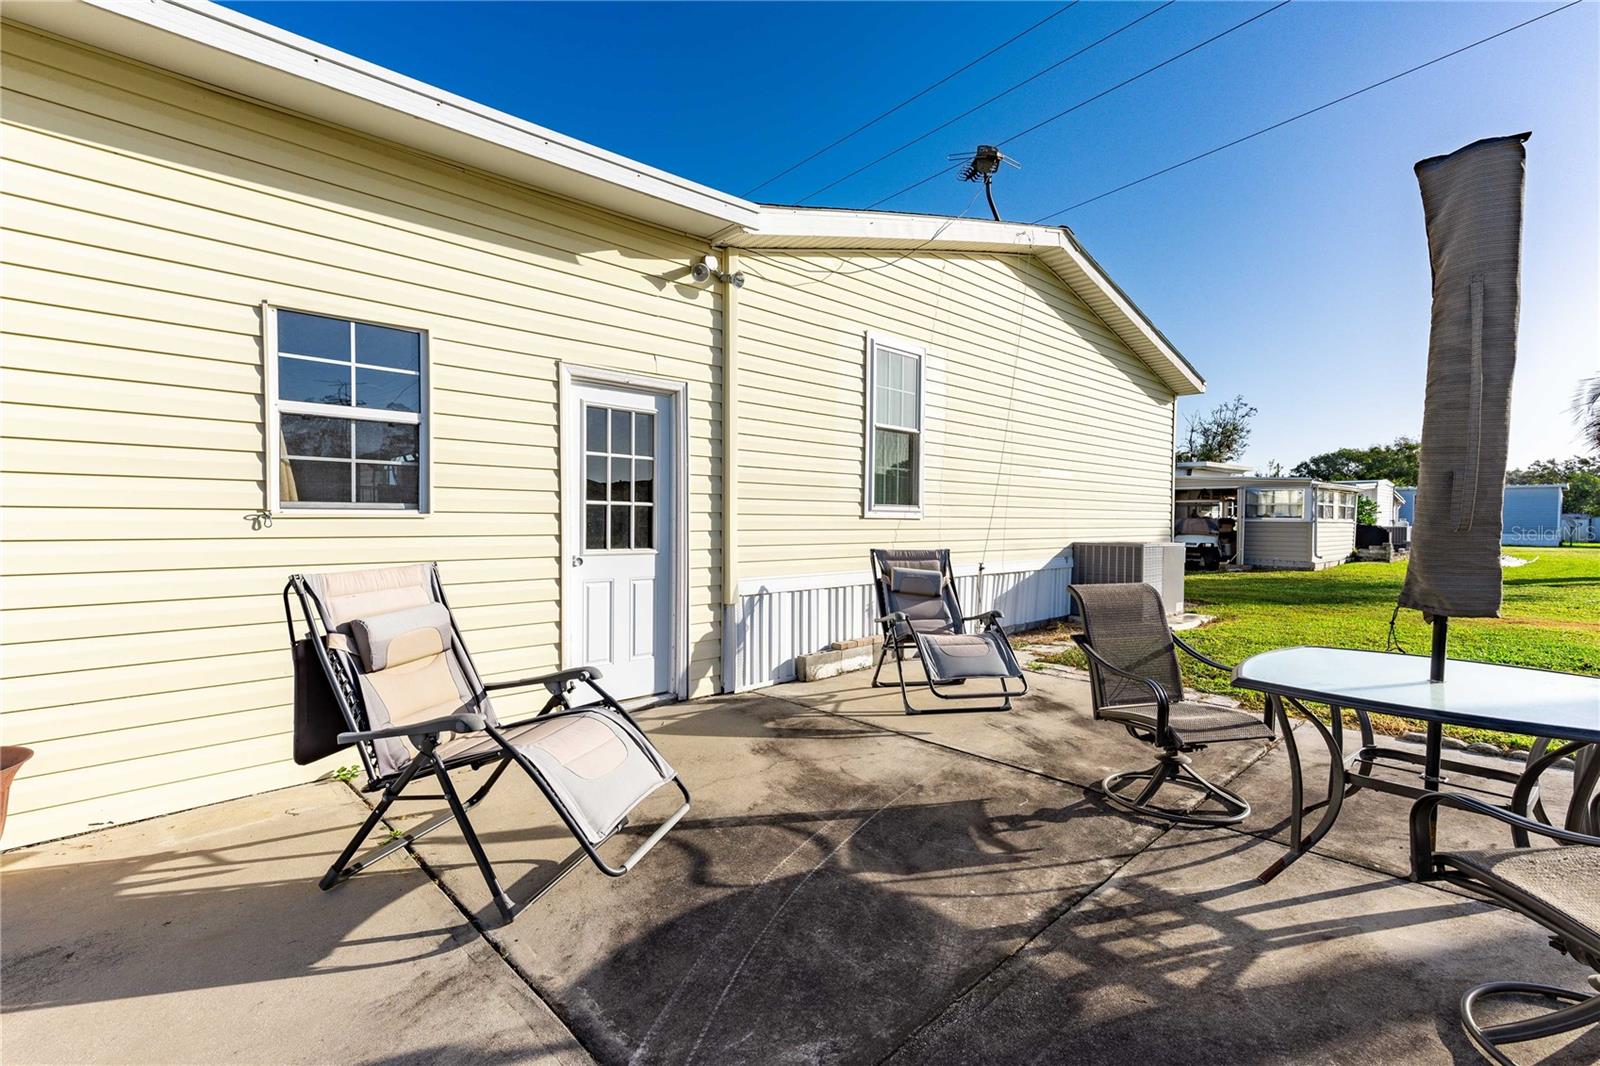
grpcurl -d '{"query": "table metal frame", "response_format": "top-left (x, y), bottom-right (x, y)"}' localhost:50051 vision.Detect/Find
top-left (1235, 664), bottom-right (1598, 883)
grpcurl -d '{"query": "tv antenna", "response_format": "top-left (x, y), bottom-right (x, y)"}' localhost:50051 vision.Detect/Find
top-left (948, 144), bottom-right (1020, 221)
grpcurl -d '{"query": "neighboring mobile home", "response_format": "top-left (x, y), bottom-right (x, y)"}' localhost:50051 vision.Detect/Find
top-left (1336, 479), bottom-right (1407, 528)
top-left (1174, 470), bottom-right (1359, 570)
top-left (1395, 484), bottom-right (1566, 546)
top-left (0, 0), bottom-right (1203, 847)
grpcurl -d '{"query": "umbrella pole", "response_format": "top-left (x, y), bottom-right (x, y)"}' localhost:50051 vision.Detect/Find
top-left (1430, 616), bottom-right (1449, 683)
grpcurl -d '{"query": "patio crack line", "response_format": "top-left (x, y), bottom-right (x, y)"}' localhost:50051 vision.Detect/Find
top-left (871, 809), bottom-right (1199, 1066)
top-left (337, 779), bottom-right (602, 1065)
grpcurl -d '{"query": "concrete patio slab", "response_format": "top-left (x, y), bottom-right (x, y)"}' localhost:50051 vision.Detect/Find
top-left (400, 692), bottom-right (1173, 1064)
top-left (769, 666), bottom-right (1274, 799)
top-left (2, 681), bottom-right (1592, 1066)
top-left (0, 782), bottom-right (590, 1066)
top-left (887, 831), bottom-right (1600, 1066)
top-left (1226, 724), bottom-right (1579, 879)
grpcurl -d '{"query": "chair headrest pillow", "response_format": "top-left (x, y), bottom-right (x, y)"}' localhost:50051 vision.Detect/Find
top-left (350, 602), bottom-right (453, 672)
top-left (890, 566), bottom-right (944, 598)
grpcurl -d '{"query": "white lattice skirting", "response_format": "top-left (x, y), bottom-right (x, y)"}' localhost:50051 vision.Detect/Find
top-left (722, 554), bottom-right (1074, 692)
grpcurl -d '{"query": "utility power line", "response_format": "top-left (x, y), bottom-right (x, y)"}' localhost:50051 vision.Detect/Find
top-left (868, 0), bottom-right (1293, 210)
top-left (795, 1), bottom-right (1177, 206)
top-left (743, 3), bottom-right (1078, 198)
top-left (1032, 0), bottom-right (1583, 222)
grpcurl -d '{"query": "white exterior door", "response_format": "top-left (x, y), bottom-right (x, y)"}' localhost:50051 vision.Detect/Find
top-left (568, 383), bottom-right (674, 700)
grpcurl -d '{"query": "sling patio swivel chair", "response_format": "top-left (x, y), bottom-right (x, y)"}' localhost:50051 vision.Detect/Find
top-left (283, 563), bottom-right (690, 923)
top-left (869, 548), bottom-right (1028, 715)
top-left (1070, 582), bottom-right (1273, 826)
top-left (1411, 792), bottom-right (1600, 1065)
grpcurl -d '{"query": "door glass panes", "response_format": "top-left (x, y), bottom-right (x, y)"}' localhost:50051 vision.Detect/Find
top-left (583, 404), bottom-right (656, 551)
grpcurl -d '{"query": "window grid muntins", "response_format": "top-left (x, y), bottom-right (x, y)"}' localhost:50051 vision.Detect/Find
top-left (1315, 489), bottom-right (1358, 521)
top-left (584, 404), bottom-right (656, 552)
top-left (871, 345), bottom-right (921, 511)
top-left (275, 310), bottom-right (424, 509)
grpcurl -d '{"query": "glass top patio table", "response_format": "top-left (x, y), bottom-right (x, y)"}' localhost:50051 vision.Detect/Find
top-left (1231, 647), bottom-right (1599, 881)
top-left (1233, 647), bottom-right (1600, 744)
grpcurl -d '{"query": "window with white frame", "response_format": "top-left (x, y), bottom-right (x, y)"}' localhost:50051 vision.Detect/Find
top-left (865, 334), bottom-right (924, 516)
top-left (1246, 487), bottom-right (1304, 519)
top-left (268, 307), bottom-right (428, 511)
top-left (1314, 488), bottom-right (1358, 520)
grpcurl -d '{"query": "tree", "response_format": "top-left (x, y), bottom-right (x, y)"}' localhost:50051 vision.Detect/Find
top-left (1290, 437), bottom-right (1420, 484)
top-left (1356, 496), bottom-right (1378, 526)
top-left (1508, 456), bottom-right (1600, 515)
top-left (1575, 375), bottom-right (1600, 453)
top-left (1176, 394), bottom-right (1256, 463)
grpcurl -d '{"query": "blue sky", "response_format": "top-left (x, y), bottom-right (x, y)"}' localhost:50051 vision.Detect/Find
top-left (228, 1), bottom-right (1598, 472)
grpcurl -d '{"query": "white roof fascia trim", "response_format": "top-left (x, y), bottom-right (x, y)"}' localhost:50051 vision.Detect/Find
top-left (7, 0), bottom-right (758, 236)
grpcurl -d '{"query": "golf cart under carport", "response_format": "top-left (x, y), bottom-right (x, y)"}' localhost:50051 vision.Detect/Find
top-left (1174, 485), bottom-right (1243, 570)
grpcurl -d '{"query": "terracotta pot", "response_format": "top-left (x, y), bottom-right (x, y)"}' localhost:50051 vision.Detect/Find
top-left (0, 747), bottom-right (34, 841)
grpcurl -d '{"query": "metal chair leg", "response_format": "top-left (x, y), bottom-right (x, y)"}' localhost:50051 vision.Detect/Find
top-left (1100, 752), bottom-right (1252, 827)
top-left (1461, 980), bottom-right (1600, 1064)
top-left (432, 760), bottom-right (518, 923)
top-left (319, 755), bottom-right (426, 890)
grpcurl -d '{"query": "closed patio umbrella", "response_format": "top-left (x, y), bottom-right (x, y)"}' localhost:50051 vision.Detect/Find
top-left (1398, 132), bottom-right (1529, 680)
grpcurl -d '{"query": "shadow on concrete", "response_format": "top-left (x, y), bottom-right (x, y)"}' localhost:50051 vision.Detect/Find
top-left (0, 784), bottom-right (587, 1064)
top-left (889, 832), bottom-right (1600, 1066)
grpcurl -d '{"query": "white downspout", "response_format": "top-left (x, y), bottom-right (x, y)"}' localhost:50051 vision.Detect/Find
top-left (720, 249), bottom-right (741, 689)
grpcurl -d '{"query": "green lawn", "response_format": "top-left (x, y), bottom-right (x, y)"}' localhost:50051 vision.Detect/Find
top-left (1035, 546), bottom-right (1600, 750)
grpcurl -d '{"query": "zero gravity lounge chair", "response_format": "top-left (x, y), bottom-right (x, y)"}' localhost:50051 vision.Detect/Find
top-left (869, 549), bottom-right (1028, 714)
top-left (1070, 582), bottom-right (1273, 826)
top-left (283, 563), bottom-right (689, 923)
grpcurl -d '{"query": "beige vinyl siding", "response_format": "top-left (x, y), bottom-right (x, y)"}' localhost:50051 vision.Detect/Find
top-left (0, 25), bottom-right (724, 847)
top-left (734, 249), bottom-right (1176, 576)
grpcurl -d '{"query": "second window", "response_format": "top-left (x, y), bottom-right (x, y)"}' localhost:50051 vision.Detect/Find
top-left (866, 333), bottom-right (925, 517)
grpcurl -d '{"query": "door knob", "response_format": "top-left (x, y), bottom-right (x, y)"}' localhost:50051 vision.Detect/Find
top-left (572, 555), bottom-right (584, 567)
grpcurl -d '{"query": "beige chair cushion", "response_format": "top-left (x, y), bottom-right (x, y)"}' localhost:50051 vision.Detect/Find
top-left (437, 708), bottom-right (673, 844)
top-left (305, 564), bottom-right (433, 627)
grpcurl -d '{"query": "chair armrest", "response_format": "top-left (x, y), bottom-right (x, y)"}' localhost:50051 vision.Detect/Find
top-left (1410, 792), bottom-right (1600, 880)
top-left (1173, 633), bottom-right (1231, 673)
top-left (1072, 635), bottom-right (1171, 737)
top-left (963, 610), bottom-right (1003, 628)
top-left (875, 611), bottom-right (909, 627)
top-left (482, 666), bottom-right (602, 692)
top-left (339, 712), bottom-right (485, 746)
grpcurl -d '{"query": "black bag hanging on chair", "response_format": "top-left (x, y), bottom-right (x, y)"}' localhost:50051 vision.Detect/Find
top-left (291, 635), bottom-right (350, 765)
